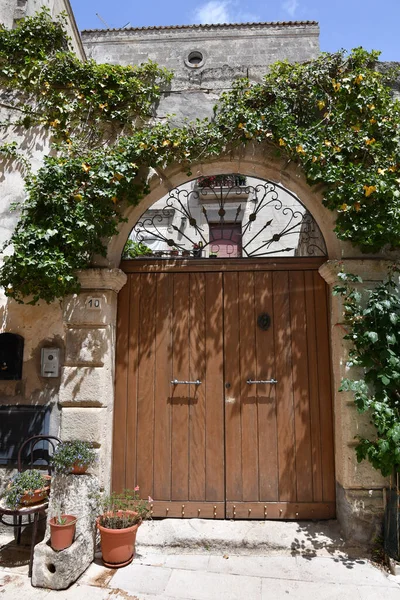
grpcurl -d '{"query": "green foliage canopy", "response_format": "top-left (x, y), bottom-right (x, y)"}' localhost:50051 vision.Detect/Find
top-left (0, 10), bottom-right (400, 302)
top-left (334, 269), bottom-right (400, 477)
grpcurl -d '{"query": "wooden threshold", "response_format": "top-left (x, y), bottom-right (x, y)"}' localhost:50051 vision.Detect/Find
top-left (149, 501), bottom-right (225, 519)
top-left (120, 257), bottom-right (326, 274)
top-left (225, 502), bottom-right (336, 520)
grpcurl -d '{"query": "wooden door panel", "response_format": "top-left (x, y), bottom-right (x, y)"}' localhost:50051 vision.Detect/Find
top-left (189, 273), bottom-right (206, 501)
top-left (238, 271), bottom-right (259, 502)
top-left (223, 269), bottom-right (335, 517)
top-left (254, 271), bottom-right (278, 501)
top-left (171, 273), bottom-right (190, 500)
top-left (125, 274), bottom-right (141, 491)
top-left (204, 273), bottom-right (225, 502)
top-left (112, 272), bottom-right (130, 492)
top-left (289, 271), bottom-right (313, 502)
top-left (314, 272), bottom-right (336, 502)
top-left (114, 265), bottom-right (335, 520)
top-left (223, 272), bottom-right (242, 501)
top-left (153, 273), bottom-right (173, 499)
top-left (136, 273), bottom-right (157, 499)
top-left (273, 271), bottom-right (297, 502)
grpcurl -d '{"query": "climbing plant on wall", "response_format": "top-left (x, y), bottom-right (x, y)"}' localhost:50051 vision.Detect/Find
top-left (334, 268), bottom-right (400, 477)
top-left (0, 9), bottom-right (400, 303)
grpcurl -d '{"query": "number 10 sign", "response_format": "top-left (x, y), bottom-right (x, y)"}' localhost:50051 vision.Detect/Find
top-left (86, 297), bottom-right (102, 310)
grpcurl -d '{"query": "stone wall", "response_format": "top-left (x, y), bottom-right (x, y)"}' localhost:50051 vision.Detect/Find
top-left (82, 22), bottom-right (319, 125)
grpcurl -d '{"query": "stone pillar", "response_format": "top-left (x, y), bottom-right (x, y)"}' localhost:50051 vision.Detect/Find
top-left (319, 259), bottom-right (392, 543)
top-left (59, 268), bottom-right (127, 491)
top-left (32, 473), bottom-right (100, 589)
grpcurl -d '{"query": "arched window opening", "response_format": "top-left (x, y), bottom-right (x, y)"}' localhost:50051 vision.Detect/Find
top-left (123, 175), bottom-right (327, 259)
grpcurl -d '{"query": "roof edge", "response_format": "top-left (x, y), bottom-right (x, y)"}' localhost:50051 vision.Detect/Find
top-left (81, 20), bottom-right (319, 35)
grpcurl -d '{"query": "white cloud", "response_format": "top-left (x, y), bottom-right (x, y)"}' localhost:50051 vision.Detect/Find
top-left (194, 1), bottom-right (231, 24)
top-left (193, 1), bottom-right (260, 25)
top-left (282, 0), bottom-right (299, 18)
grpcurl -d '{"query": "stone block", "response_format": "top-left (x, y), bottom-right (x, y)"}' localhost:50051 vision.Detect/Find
top-left (63, 291), bottom-right (116, 326)
top-left (32, 474), bottom-right (99, 590)
top-left (61, 407), bottom-right (106, 444)
top-left (336, 483), bottom-right (384, 545)
top-left (59, 366), bottom-right (113, 407)
top-left (65, 327), bottom-right (109, 366)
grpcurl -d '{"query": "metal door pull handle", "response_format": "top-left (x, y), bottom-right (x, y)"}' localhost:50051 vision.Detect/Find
top-left (246, 379), bottom-right (278, 384)
top-left (171, 379), bottom-right (201, 385)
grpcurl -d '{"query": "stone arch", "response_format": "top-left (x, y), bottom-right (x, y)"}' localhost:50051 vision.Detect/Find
top-left (103, 143), bottom-right (354, 267)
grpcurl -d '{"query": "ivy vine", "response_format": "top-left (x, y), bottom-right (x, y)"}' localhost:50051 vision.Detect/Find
top-left (0, 10), bottom-right (400, 303)
top-left (334, 268), bottom-right (400, 477)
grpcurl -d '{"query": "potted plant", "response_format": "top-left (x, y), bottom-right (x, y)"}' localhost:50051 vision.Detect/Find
top-left (49, 506), bottom-right (77, 551)
top-left (3, 470), bottom-right (51, 508)
top-left (96, 487), bottom-right (152, 568)
top-left (51, 440), bottom-right (96, 474)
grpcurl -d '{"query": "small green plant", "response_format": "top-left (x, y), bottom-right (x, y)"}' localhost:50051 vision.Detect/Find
top-left (122, 239), bottom-right (152, 259)
top-left (97, 487), bottom-right (152, 529)
top-left (3, 470), bottom-right (49, 508)
top-left (51, 440), bottom-right (96, 474)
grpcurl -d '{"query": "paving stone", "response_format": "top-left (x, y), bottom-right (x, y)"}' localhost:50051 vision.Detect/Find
top-left (164, 554), bottom-right (210, 571)
top-left (261, 578), bottom-right (361, 600)
top-left (110, 564), bottom-right (172, 596)
top-left (295, 555), bottom-right (397, 586)
top-left (357, 586), bottom-right (400, 599)
top-left (208, 554), bottom-right (303, 580)
top-left (164, 569), bottom-right (262, 600)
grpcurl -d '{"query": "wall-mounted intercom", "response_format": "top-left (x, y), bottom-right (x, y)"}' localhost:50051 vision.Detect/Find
top-left (0, 332), bottom-right (24, 380)
top-left (40, 347), bottom-right (60, 378)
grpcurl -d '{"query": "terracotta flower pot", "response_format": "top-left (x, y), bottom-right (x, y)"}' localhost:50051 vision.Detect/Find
top-left (49, 514), bottom-right (77, 551)
top-left (20, 475), bottom-right (51, 506)
top-left (97, 510), bottom-right (141, 568)
top-left (70, 463), bottom-right (88, 474)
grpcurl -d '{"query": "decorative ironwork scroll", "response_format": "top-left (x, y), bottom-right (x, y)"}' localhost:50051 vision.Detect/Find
top-left (130, 176), bottom-right (327, 258)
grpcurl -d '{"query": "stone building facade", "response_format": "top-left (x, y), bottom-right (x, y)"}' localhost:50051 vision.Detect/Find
top-left (0, 0), bottom-right (397, 542)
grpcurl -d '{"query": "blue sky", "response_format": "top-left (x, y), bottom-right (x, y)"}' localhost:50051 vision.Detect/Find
top-left (70, 0), bottom-right (399, 62)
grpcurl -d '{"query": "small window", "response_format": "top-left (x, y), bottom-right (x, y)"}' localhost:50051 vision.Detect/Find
top-left (185, 51), bottom-right (205, 69)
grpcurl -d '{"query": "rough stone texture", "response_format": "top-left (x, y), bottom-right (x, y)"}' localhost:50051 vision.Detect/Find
top-left (319, 259), bottom-right (397, 285)
top-left (32, 473), bottom-right (99, 590)
top-left (65, 328), bottom-right (108, 366)
top-left (59, 366), bottom-right (112, 406)
top-left (63, 290), bottom-right (117, 326)
top-left (60, 407), bottom-right (106, 444)
top-left (82, 23), bottom-right (320, 88)
top-left (78, 268), bottom-right (127, 292)
top-left (136, 518), bottom-right (349, 555)
top-left (336, 484), bottom-right (385, 545)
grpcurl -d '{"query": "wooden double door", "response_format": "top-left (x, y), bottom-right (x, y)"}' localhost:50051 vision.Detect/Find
top-left (113, 259), bottom-right (335, 519)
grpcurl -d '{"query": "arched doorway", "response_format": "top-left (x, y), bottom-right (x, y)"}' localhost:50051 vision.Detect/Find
top-left (112, 175), bottom-right (335, 519)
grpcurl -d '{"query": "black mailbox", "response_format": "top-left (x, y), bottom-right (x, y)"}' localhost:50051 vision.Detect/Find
top-left (0, 333), bottom-right (24, 380)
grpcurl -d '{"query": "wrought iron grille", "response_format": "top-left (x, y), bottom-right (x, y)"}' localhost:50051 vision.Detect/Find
top-left (129, 177), bottom-right (327, 259)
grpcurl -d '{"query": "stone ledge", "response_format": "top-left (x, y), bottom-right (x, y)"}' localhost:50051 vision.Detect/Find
top-left (78, 268), bottom-right (127, 292)
top-left (319, 259), bottom-right (396, 285)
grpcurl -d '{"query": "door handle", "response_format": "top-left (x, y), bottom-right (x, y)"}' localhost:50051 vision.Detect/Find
top-left (171, 379), bottom-right (201, 385)
top-left (246, 379), bottom-right (277, 384)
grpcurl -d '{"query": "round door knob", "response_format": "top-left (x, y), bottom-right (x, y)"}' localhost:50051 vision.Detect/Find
top-left (225, 382), bottom-right (231, 389)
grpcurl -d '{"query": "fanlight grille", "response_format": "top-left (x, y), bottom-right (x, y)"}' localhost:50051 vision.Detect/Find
top-left (127, 176), bottom-right (327, 259)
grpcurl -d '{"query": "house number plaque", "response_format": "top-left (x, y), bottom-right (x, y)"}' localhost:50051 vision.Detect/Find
top-left (86, 297), bottom-right (102, 310)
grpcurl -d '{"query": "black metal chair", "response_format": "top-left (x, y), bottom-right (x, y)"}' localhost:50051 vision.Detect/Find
top-left (0, 434), bottom-right (61, 576)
